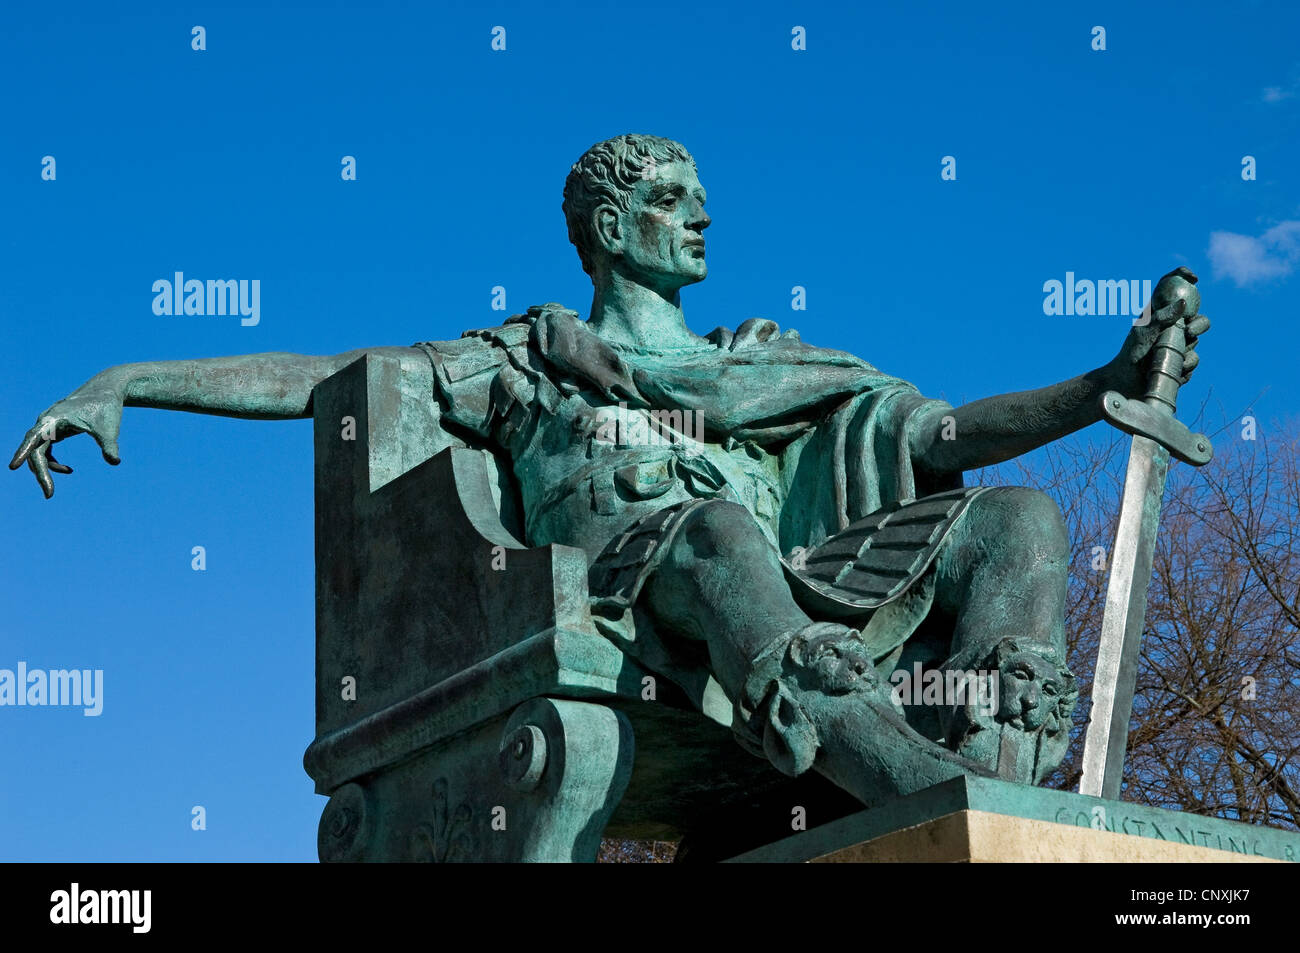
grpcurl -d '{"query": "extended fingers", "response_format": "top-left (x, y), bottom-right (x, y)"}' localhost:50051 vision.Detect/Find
top-left (26, 443), bottom-right (54, 499)
top-left (9, 425), bottom-right (46, 469)
top-left (46, 447), bottom-right (72, 474)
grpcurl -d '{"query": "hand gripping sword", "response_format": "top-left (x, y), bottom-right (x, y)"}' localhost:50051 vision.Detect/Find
top-left (1078, 268), bottom-right (1213, 799)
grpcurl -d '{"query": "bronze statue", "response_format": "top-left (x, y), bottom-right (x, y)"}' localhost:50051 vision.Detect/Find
top-left (11, 134), bottom-right (1210, 809)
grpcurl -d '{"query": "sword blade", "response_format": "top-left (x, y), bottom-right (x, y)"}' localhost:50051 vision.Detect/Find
top-left (1078, 434), bottom-right (1171, 799)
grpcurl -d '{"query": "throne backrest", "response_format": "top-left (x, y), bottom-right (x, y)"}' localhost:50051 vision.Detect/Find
top-left (309, 353), bottom-right (593, 738)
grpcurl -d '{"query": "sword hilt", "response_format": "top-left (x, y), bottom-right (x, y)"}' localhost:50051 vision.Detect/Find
top-left (1144, 319), bottom-right (1187, 412)
top-left (1099, 270), bottom-right (1213, 467)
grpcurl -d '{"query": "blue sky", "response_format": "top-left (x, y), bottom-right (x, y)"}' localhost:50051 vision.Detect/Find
top-left (2, 0), bottom-right (1297, 860)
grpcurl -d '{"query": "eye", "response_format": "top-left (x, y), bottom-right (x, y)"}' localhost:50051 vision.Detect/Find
top-left (658, 196), bottom-right (678, 209)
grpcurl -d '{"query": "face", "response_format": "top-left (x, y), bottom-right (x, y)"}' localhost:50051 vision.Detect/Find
top-left (601, 160), bottom-right (710, 293)
top-left (997, 649), bottom-right (1064, 732)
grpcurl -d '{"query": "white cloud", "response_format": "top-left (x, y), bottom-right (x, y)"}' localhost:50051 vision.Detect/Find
top-left (1208, 221), bottom-right (1300, 287)
top-left (1262, 85), bottom-right (1295, 103)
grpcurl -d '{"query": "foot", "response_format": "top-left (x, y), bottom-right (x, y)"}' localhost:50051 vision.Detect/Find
top-left (734, 623), bottom-right (995, 808)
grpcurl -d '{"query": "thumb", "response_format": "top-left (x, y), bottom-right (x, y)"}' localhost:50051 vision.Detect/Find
top-left (1149, 297), bottom-right (1187, 332)
top-left (93, 430), bottom-right (121, 465)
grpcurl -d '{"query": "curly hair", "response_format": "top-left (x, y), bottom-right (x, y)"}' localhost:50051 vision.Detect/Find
top-left (562, 134), bottom-right (697, 278)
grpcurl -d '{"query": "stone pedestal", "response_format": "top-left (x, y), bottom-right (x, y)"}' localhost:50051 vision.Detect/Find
top-left (727, 776), bottom-right (1300, 863)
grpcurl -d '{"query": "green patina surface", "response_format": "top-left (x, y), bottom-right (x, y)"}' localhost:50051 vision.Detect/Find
top-left (728, 775), bottom-right (1300, 863)
top-left (11, 133), bottom-right (1226, 861)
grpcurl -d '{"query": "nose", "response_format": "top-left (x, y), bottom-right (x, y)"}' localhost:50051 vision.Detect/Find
top-left (688, 199), bottom-right (710, 232)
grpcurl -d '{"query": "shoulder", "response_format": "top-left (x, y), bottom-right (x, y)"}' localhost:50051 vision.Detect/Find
top-left (414, 303), bottom-right (576, 380)
top-left (713, 317), bottom-right (907, 381)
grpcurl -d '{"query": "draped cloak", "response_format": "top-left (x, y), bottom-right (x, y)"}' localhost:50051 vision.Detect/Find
top-left (413, 304), bottom-right (989, 714)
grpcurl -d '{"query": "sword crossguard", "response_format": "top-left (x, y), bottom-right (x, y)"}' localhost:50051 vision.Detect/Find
top-left (1099, 389), bottom-right (1212, 465)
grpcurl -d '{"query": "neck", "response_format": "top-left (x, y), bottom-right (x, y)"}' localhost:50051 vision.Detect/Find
top-left (587, 270), bottom-right (702, 348)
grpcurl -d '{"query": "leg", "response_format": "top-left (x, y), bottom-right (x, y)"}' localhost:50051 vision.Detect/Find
top-left (640, 499), bottom-right (812, 693)
top-left (927, 487), bottom-right (1079, 781)
top-left (932, 486), bottom-right (1070, 666)
top-left (639, 500), bottom-right (993, 806)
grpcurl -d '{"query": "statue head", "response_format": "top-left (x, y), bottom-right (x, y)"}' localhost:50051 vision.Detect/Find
top-left (563, 134), bottom-right (710, 293)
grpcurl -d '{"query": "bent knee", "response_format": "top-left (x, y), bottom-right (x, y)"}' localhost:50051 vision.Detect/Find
top-left (964, 486), bottom-right (1068, 558)
top-left (675, 499), bottom-right (773, 561)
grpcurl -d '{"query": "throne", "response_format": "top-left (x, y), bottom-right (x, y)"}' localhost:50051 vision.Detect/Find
top-left (301, 353), bottom-right (860, 862)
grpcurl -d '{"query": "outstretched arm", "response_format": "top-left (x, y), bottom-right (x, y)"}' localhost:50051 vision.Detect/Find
top-left (111, 347), bottom-right (421, 418)
top-left (909, 267), bottom-right (1210, 476)
top-left (10, 345), bottom-right (425, 497)
top-left (909, 366), bottom-right (1116, 474)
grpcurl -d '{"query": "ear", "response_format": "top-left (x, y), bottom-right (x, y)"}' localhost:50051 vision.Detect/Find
top-left (593, 204), bottom-right (622, 258)
top-left (760, 683), bottom-right (820, 777)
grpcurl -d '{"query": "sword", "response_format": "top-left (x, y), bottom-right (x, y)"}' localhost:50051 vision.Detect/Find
top-left (1078, 268), bottom-right (1213, 800)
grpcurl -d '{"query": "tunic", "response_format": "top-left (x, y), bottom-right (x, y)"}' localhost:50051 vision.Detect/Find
top-left (413, 304), bottom-right (987, 710)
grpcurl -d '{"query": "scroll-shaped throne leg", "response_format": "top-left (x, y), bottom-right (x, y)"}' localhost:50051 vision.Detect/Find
top-left (316, 697), bottom-right (633, 862)
top-left (496, 698), bottom-right (635, 862)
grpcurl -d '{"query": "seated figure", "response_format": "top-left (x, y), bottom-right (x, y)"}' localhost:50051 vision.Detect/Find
top-left (10, 134), bottom-right (1209, 810)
